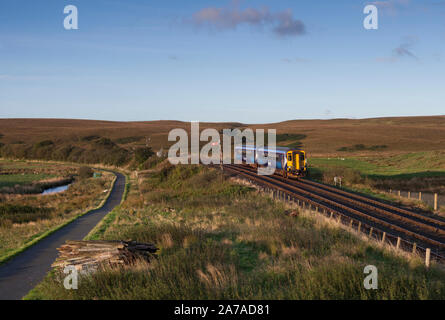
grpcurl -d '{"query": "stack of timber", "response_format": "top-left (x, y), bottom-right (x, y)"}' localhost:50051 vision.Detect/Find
top-left (52, 240), bottom-right (158, 273)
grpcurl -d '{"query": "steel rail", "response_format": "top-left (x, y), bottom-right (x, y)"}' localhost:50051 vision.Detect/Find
top-left (223, 164), bottom-right (445, 250)
top-left (237, 165), bottom-right (445, 237)
top-left (299, 178), bottom-right (445, 229)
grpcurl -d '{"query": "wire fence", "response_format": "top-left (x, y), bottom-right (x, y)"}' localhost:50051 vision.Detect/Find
top-left (241, 178), bottom-right (445, 267)
top-left (388, 189), bottom-right (444, 211)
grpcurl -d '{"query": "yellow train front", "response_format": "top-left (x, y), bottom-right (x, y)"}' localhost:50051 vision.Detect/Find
top-left (284, 149), bottom-right (307, 178)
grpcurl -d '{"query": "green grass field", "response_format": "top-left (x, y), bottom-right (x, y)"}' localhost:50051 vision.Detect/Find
top-left (27, 164), bottom-right (445, 300)
top-left (309, 151), bottom-right (445, 178)
top-left (0, 173), bottom-right (55, 188)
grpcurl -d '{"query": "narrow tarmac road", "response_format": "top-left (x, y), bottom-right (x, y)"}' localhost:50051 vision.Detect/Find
top-left (0, 172), bottom-right (126, 300)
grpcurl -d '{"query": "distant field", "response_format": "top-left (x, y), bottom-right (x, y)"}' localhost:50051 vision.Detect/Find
top-left (310, 150), bottom-right (445, 178)
top-left (0, 160), bottom-right (59, 170)
top-left (1, 116), bottom-right (444, 204)
top-left (0, 174), bottom-right (55, 188)
top-left (308, 151), bottom-right (445, 209)
top-left (0, 116), bottom-right (444, 163)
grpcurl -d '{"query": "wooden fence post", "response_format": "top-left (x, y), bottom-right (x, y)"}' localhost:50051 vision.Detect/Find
top-left (349, 219), bottom-right (353, 228)
top-left (330, 212), bottom-right (333, 219)
top-left (398, 190), bottom-right (401, 197)
top-left (425, 248), bottom-right (431, 268)
top-left (382, 232), bottom-right (386, 243)
top-left (408, 191), bottom-right (411, 199)
top-left (434, 193), bottom-right (438, 211)
top-left (412, 243), bottom-right (417, 254)
top-left (358, 222), bottom-right (361, 233)
top-left (369, 227), bottom-right (373, 237)
top-left (419, 192), bottom-right (422, 201)
top-left (396, 237), bottom-right (401, 250)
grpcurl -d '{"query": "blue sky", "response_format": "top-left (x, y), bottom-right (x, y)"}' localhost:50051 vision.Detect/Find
top-left (0, 0), bottom-right (444, 123)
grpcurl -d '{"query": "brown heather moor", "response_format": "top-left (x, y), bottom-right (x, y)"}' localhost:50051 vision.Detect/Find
top-left (1, 116), bottom-right (445, 160)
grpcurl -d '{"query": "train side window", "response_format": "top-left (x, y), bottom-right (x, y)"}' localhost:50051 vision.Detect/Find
top-left (287, 154), bottom-right (292, 161)
top-left (300, 154), bottom-right (304, 161)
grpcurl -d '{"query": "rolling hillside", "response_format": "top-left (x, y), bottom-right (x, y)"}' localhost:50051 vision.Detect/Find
top-left (0, 116), bottom-right (444, 166)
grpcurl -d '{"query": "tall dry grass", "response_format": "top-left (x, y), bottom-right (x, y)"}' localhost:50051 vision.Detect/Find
top-left (0, 163), bottom-right (115, 261)
top-left (27, 165), bottom-right (445, 300)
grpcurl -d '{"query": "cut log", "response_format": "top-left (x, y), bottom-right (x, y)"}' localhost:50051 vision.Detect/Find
top-left (52, 240), bottom-right (158, 273)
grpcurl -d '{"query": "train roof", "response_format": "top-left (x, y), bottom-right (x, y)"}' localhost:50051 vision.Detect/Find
top-left (234, 145), bottom-right (292, 154)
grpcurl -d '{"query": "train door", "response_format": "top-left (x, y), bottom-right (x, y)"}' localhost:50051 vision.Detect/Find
top-left (286, 151), bottom-right (293, 172)
top-left (299, 152), bottom-right (305, 174)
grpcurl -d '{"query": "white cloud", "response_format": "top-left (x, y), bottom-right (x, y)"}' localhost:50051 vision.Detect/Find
top-left (190, 2), bottom-right (306, 37)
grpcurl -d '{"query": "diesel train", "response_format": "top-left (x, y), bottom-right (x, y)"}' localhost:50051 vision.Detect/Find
top-left (234, 145), bottom-right (307, 178)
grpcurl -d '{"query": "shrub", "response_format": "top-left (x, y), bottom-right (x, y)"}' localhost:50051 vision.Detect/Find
top-left (0, 138), bottom-right (132, 167)
top-left (78, 166), bottom-right (93, 179)
top-left (143, 156), bottom-right (167, 170)
top-left (95, 138), bottom-right (115, 148)
top-left (115, 136), bottom-right (144, 144)
top-left (34, 140), bottom-right (54, 148)
top-left (81, 135), bottom-right (101, 142)
top-left (135, 147), bottom-right (154, 165)
top-left (0, 204), bottom-right (53, 224)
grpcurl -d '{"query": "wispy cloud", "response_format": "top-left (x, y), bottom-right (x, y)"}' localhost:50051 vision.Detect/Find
top-left (393, 43), bottom-right (418, 60)
top-left (190, 2), bottom-right (306, 37)
top-left (376, 36), bottom-right (419, 63)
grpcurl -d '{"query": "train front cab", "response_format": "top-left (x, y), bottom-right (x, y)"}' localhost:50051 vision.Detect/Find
top-left (286, 150), bottom-right (306, 178)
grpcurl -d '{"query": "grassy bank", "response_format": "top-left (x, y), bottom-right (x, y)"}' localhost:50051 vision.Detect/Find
top-left (308, 151), bottom-right (445, 203)
top-left (0, 161), bottom-right (116, 263)
top-left (309, 151), bottom-right (445, 177)
top-left (27, 164), bottom-right (445, 300)
top-left (0, 173), bottom-right (56, 188)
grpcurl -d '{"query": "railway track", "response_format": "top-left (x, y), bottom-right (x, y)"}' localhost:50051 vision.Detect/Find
top-left (222, 164), bottom-right (445, 260)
